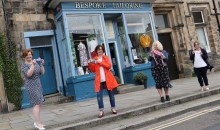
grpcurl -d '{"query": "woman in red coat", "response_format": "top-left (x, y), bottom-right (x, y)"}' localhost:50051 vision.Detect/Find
top-left (88, 45), bottom-right (118, 118)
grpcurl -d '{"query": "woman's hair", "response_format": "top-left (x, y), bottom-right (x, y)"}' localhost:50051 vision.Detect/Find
top-left (22, 49), bottom-right (33, 58)
top-left (194, 41), bottom-right (200, 47)
top-left (152, 40), bottom-right (163, 51)
top-left (95, 45), bottom-right (105, 53)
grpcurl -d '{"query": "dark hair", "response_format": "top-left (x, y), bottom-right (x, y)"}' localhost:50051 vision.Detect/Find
top-left (194, 41), bottom-right (200, 47)
top-left (22, 49), bottom-right (33, 58)
top-left (95, 45), bottom-right (105, 53)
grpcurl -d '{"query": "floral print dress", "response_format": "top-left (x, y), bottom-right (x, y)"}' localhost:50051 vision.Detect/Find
top-left (151, 54), bottom-right (170, 89)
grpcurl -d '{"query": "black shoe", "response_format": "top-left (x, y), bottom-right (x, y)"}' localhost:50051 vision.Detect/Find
top-left (166, 95), bottom-right (170, 101)
top-left (209, 66), bottom-right (214, 72)
top-left (161, 97), bottom-right (165, 103)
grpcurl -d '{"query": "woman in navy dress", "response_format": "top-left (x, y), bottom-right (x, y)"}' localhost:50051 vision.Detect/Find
top-left (148, 41), bottom-right (171, 103)
top-left (21, 49), bottom-right (45, 130)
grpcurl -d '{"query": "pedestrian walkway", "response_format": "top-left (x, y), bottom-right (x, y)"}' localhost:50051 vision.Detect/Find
top-left (0, 71), bottom-right (220, 130)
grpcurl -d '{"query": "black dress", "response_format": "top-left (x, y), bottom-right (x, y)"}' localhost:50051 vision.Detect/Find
top-left (151, 54), bottom-right (170, 89)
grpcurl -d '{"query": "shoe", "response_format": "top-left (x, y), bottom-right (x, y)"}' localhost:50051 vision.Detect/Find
top-left (111, 109), bottom-right (117, 114)
top-left (201, 87), bottom-right (204, 92)
top-left (160, 97), bottom-right (165, 103)
top-left (204, 87), bottom-right (209, 91)
top-left (98, 111), bottom-right (104, 118)
top-left (34, 122), bottom-right (45, 130)
top-left (210, 66), bottom-right (213, 72)
top-left (166, 95), bottom-right (170, 101)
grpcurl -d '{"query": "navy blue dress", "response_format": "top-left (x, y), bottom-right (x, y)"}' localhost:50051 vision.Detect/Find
top-left (22, 63), bottom-right (44, 106)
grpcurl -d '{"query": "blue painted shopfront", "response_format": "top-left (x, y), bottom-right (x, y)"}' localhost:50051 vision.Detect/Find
top-left (46, 1), bottom-right (157, 101)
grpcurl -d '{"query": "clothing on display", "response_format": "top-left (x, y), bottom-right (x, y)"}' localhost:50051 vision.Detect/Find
top-left (140, 34), bottom-right (151, 48)
top-left (78, 42), bottom-right (88, 67)
top-left (88, 39), bottom-right (98, 53)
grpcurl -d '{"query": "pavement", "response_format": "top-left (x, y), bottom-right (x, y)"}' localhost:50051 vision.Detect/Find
top-left (0, 71), bottom-right (220, 130)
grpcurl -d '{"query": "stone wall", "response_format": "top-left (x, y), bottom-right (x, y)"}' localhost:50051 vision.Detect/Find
top-left (1, 0), bottom-right (53, 63)
top-left (153, 0), bottom-right (220, 77)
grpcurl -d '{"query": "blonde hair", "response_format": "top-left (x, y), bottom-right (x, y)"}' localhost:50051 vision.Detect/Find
top-left (152, 40), bottom-right (163, 51)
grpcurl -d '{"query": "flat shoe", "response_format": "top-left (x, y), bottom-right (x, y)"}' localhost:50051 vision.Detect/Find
top-left (34, 122), bottom-right (45, 130)
top-left (111, 109), bottom-right (117, 114)
top-left (98, 111), bottom-right (104, 118)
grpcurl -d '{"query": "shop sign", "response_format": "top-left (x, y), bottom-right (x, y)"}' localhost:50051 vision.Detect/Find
top-left (75, 2), bottom-right (143, 9)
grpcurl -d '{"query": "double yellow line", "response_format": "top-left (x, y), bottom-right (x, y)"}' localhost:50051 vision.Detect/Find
top-left (148, 105), bottom-right (220, 130)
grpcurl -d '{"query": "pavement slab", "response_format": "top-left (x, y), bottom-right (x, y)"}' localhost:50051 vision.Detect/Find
top-left (0, 71), bottom-right (219, 130)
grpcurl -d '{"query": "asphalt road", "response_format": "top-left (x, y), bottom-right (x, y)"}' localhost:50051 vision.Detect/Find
top-left (139, 105), bottom-right (220, 130)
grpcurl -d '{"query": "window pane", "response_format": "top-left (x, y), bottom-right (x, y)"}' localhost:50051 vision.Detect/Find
top-left (155, 14), bottom-right (169, 29)
top-left (125, 13), bottom-right (153, 65)
top-left (115, 16), bottom-right (130, 67)
top-left (66, 14), bottom-right (104, 76)
top-left (30, 36), bottom-right (51, 47)
top-left (193, 12), bottom-right (204, 23)
top-left (196, 27), bottom-right (209, 50)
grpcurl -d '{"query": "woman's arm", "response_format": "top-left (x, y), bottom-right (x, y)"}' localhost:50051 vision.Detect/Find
top-left (40, 59), bottom-right (45, 75)
top-left (201, 48), bottom-right (208, 60)
top-left (88, 63), bottom-right (96, 72)
top-left (98, 56), bottom-right (111, 70)
top-left (26, 64), bottom-right (35, 77)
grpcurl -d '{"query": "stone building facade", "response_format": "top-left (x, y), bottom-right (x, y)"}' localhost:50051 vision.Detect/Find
top-left (153, 0), bottom-right (220, 78)
top-left (0, 0), bottom-right (219, 102)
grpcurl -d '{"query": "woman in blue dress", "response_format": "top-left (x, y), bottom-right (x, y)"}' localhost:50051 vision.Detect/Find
top-left (21, 49), bottom-right (45, 130)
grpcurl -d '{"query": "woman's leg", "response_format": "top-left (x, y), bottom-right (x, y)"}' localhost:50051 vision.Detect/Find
top-left (164, 88), bottom-right (169, 96)
top-left (201, 67), bottom-right (209, 90)
top-left (107, 89), bottom-right (115, 109)
top-left (33, 104), bottom-right (43, 127)
top-left (97, 83), bottom-right (104, 111)
top-left (157, 88), bottom-right (165, 102)
top-left (157, 88), bottom-right (163, 97)
top-left (164, 88), bottom-right (170, 101)
top-left (194, 68), bottom-right (204, 87)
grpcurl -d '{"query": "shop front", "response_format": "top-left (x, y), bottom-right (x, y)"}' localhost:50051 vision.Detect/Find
top-left (47, 0), bottom-right (156, 101)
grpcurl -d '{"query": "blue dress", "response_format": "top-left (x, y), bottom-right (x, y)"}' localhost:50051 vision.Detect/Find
top-left (22, 63), bottom-right (44, 106)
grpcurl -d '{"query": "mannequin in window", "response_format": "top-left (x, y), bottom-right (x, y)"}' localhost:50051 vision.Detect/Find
top-left (78, 41), bottom-right (88, 74)
top-left (140, 26), bottom-right (152, 53)
top-left (88, 38), bottom-right (98, 58)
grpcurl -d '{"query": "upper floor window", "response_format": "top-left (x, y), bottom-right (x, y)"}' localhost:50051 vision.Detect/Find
top-left (192, 11), bottom-right (210, 52)
top-left (192, 11), bottom-right (204, 24)
top-left (155, 14), bottom-right (169, 29)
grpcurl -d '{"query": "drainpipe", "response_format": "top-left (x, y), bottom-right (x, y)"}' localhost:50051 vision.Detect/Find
top-left (212, 0), bottom-right (220, 35)
top-left (45, 9), bottom-right (66, 96)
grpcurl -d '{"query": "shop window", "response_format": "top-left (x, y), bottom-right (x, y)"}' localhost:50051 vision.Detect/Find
top-left (155, 14), bottom-right (169, 29)
top-left (66, 14), bottom-right (105, 76)
top-left (192, 11), bottom-right (210, 52)
top-left (125, 13), bottom-right (153, 65)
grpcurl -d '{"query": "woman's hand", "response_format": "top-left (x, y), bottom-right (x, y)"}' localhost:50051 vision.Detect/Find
top-left (96, 59), bottom-right (102, 63)
top-left (32, 59), bottom-right (37, 65)
top-left (41, 59), bottom-right (44, 66)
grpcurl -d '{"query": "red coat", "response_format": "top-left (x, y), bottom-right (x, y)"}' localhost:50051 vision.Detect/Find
top-left (88, 55), bottom-right (118, 92)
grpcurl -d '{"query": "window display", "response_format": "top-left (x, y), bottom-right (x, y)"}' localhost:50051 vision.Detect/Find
top-left (125, 13), bottom-right (154, 64)
top-left (66, 14), bottom-right (105, 76)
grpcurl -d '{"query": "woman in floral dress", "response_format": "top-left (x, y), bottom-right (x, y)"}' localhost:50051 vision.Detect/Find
top-left (148, 41), bottom-right (171, 103)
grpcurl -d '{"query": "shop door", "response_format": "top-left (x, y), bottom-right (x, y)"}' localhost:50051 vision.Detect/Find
top-left (158, 33), bottom-right (179, 80)
top-left (108, 42), bottom-right (121, 79)
top-left (32, 47), bottom-right (58, 95)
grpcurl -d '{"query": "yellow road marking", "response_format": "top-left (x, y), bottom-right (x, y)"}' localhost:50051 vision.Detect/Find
top-left (148, 106), bottom-right (220, 130)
